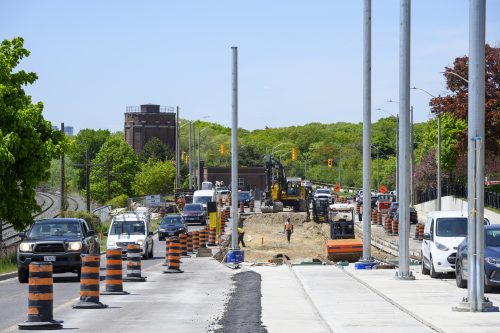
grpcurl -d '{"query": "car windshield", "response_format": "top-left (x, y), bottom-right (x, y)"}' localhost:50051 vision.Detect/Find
top-left (161, 216), bottom-right (183, 226)
top-left (316, 189), bottom-right (330, 194)
top-left (183, 205), bottom-right (202, 212)
top-left (486, 229), bottom-right (500, 247)
top-left (238, 192), bottom-right (250, 199)
top-left (110, 220), bottom-right (145, 235)
top-left (29, 221), bottom-right (82, 238)
top-left (436, 218), bottom-right (467, 237)
top-left (193, 196), bottom-right (212, 204)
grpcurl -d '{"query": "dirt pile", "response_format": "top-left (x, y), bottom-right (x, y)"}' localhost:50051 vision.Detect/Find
top-left (241, 212), bottom-right (330, 263)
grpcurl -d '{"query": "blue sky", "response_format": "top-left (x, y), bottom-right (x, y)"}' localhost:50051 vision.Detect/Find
top-left (1, 0), bottom-right (499, 132)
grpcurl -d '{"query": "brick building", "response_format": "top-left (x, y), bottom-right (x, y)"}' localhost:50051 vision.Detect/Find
top-left (124, 104), bottom-right (176, 154)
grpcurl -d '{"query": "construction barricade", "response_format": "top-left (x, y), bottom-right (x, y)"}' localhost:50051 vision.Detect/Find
top-left (101, 249), bottom-right (128, 295)
top-left (123, 244), bottom-right (146, 282)
top-left (192, 231), bottom-right (200, 251)
top-left (179, 233), bottom-right (189, 257)
top-left (164, 237), bottom-right (183, 273)
top-left (73, 255), bottom-right (107, 308)
top-left (18, 262), bottom-right (63, 330)
top-left (187, 232), bottom-right (194, 253)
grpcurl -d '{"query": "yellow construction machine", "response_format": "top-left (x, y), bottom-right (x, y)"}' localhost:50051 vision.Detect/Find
top-left (325, 202), bottom-right (363, 262)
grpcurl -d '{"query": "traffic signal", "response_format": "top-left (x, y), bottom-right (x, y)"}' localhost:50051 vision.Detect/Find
top-left (291, 147), bottom-right (297, 161)
top-left (220, 144), bottom-right (226, 156)
top-left (328, 158), bottom-right (333, 169)
top-left (181, 151), bottom-right (186, 164)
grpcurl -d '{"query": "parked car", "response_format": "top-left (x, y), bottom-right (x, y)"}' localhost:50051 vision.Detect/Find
top-left (181, 203), bottom-right (207, 225)
top-left (158, 214), bottom-right (188, 241)
top-left (455, 224), bottom-right (500, 292)
top-left (238, 191), bottom-right (253, 207)
top-left (17, 218), bottom-right (99, 283)
top-left (391, 207), bottom-right (418, 224)
top-left (106, 212), bottom-right (154, 260)
top-left (421, 211), bottom-right (490, 278)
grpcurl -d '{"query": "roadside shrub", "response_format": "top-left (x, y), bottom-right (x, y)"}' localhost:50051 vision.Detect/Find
top-left (106, 194), bottom-right (129, 209)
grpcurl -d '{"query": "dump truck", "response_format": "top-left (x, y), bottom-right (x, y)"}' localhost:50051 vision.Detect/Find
top-left (325, 203), bottom-right (363, 262)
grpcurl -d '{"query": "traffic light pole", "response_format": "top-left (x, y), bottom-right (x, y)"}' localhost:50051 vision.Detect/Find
top-left (230, 46), bottom-right (239, 253)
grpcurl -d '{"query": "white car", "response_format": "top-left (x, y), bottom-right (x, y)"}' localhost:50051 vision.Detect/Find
top-left (421, 211), bottom-right (489, 278)
top-left (314, 188), bottom-right (332, 201)
top-left (106, 212), bottom-right (154, 259)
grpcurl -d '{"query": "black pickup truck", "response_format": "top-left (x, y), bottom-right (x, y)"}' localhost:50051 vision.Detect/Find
top-left (17, 218), bottom-right (99, 283)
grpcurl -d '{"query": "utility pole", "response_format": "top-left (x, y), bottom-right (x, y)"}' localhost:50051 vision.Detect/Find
top-left (188, 122), bottom-right (193, 190)
top-left (60, 123), bottom-right (65, 213)
top-left (176, 106), bottom-right (180, 190)
top-left (437, 112), bottom-right (442, 210)
top-left (410, 106), bottom-right (414, 205)
top-left (197, 127), bottom-right (201, 190)
top-left (338, 150), bottom-right (342, 187)
top-left (230, 46), bottom-right (239, 253)
top-left (361, 0), bottom-right (374, 263)
top-left (304, 151), bottom-right (308, 180)
top-left (85, 150), bottom-right (90, 213)
top-left (106, 158), bottom-right (110, 202)
top-left (396, 0), bottom-right (414, 280)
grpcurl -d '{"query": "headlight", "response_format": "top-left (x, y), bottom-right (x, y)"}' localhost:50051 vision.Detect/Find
top-left (137, 239), bottom-right (144, 246)
top-left (435, 242), bottom-right (449, 251)
top-left (108, 241), bottom-right (116, 247)
top-left (68, 241), bottom-right (82, 251)
top-left (19, 242), bottom-right (34, 253)
top-left (485, 257), bottom-right (500, 266)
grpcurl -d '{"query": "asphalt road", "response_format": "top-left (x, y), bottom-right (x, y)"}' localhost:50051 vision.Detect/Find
top-left (0, 223), bottom-right (207, 331)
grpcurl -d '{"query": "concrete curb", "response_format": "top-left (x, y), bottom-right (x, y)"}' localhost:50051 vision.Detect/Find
top-left (0, 272), bottom-right (17, 281)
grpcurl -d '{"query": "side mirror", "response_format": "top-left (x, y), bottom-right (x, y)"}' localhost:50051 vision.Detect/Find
top-left (87, 230), bottom-right (95, 237)
top-left (423, 233), bottom-right (431, 240)
top-left (18, 232), bottom-right (26, 239)
top-left (148, 231), bottom-right (154, 236)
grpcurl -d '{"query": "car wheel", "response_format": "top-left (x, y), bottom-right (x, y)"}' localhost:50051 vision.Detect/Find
top-left (484, 275), bottom-right (493, 293)
top-left (148, 242), bottom-right (154, 258)
top-left (142, 246), bottom-right (148, 260)
top-left (18, 268), bottom-right (29, 284)
top-left (430, 255), bottom-right (439, 278)
top-left (421, 252), bottom-right (430, 275)
top-left (455, 259), bottom-right (467, 288)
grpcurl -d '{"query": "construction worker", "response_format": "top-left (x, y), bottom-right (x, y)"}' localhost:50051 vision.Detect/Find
top-left (284, 218), bottom-right (294, 243)
top-left (237, 226), bottom-right (246, 247)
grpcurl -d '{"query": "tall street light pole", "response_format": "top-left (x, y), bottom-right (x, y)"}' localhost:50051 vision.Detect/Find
top-left (361, 0), bottom-right (374, 263)
top-left (396, 0), bottom-right (414, 280)
top-left (197, 127), bottom-right (210, 190)
top-left (411, 87), bottom-right (440, 210)
top-left (188, 122), bottom-right (193, 190)
top-left (176, 106), bottom-right (180, 190)
top-left (230, 46), bottom-right (240, 253)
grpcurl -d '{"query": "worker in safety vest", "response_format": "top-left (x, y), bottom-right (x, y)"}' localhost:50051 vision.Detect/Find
top-left (237, 226), bottom-right (246, 247)
top-left (284, 218), bottom-right (294, 243)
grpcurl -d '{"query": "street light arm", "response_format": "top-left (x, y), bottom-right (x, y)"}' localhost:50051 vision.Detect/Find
top-left (376, 108), bottom-right (397, 118)
top-left (411, 86), bottom-right (436, 98)
top-left (441, 71), bottom-right (469, 83)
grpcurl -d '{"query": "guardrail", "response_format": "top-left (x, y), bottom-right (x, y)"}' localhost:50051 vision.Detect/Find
top-left (416, 183), bottom-right (500, 210)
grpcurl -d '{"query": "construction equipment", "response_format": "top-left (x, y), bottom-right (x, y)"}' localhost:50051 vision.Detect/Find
top-left (325, 203), bottom-right (363, 262)
top-left (263, 154), bottom-right (308, 212)
top-left (312, 196), bottom-right (330, 223)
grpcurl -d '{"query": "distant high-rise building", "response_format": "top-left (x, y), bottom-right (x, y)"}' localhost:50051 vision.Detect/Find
top-left (64, 126), bottom-right (74, 137)
top-left (124, 104), bottom-right (176, 154)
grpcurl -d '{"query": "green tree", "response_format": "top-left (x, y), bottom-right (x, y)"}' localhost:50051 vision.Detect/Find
top-left (89, 134), bottom-right (139, 203)
top-left (132, 159), bottom-right (176, 196)
top-left (138, 137), bottom-right (172, 163)
top-left (69, 129), bottom-right (111, 190)
top-left (0, 37), bottom-right (66, 230)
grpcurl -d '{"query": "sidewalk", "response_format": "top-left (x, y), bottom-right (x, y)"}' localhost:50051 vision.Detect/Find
top-left (255, 263), bottom-right (500, 333)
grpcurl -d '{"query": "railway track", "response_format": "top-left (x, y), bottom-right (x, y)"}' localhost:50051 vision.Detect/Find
top-left (1, 192), bottom-right (81, 249)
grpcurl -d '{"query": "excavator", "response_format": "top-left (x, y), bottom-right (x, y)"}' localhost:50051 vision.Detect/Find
top-left (263, 154), bottom-right (308, 213)
top-left (325, 202), bottom-right (363, 262)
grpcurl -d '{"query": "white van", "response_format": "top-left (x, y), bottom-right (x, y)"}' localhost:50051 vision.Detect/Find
top-left (193, 189), bottom-right (216, 210)
top-left (106, 212), bottom-right (154, 259)
top-left (421, 210), bottom-right (489, 278)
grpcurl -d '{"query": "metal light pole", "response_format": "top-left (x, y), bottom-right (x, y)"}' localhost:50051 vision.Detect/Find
top-left (411, 87), bottom-right (440, 209)
top-left (458, 0), bottom-right (496, 312)
top-left (85, 150), bottom-right (90, 213)
top-left (338, 150), bottom-right (342, 187)
top-left (197, 127), bottom-right (210, 190)
top-left (361, 0), bottom-right (373, 263)
top-left (396, 0), bottom-right (413, 280)
top-left (410, 106), bottom-right (414, 205)
top-left (231, 46), bottom-right (239, 251)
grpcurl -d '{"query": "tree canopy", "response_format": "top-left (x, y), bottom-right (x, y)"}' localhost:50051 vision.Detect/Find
top-left (0, 38), bottom-right (66, 230)
top-left (138, 137), bottom-right (173, 163)
top-left (132, 159), bottom-right (176, 196)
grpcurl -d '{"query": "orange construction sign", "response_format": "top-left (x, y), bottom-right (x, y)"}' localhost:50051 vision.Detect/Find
top-left (334, 184), bottom-right (341, 193)
top-left (379, 185), bottom-right (388, 193)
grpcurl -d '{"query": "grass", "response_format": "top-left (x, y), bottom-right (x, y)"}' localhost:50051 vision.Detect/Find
top-left (0, 251), bottom-right (17, 275)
